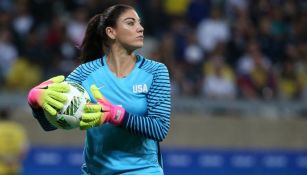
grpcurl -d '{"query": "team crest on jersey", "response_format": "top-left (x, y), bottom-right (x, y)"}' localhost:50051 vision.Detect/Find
top-left (133, 84), bottom-right (148, 93)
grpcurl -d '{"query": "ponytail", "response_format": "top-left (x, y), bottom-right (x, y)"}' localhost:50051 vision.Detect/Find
top-left (79, 14), bottom-right (105, 63)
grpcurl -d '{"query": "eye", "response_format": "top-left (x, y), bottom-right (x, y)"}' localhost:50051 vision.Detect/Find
top-left (127, 21), bottom-right (134, 26)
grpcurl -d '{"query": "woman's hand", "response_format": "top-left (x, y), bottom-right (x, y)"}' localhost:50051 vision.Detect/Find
top-left (80, 85), bottom-right (125, 130)
top-left (27, 75), bottom-right (70, 116)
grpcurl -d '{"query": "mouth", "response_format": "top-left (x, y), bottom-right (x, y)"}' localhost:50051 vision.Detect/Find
top-left (136, 35), bottom-right (144, 39)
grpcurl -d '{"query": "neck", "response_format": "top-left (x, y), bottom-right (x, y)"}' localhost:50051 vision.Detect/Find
top-left (107, 45), bottom-right (136, 78)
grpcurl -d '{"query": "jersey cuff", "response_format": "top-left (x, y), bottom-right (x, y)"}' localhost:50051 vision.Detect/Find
top-left (120, 112), bottom-right (130, 127)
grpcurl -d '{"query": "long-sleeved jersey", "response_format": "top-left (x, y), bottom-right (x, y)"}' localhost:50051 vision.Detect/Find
top-left (32, 54), bottom-right (171, 175)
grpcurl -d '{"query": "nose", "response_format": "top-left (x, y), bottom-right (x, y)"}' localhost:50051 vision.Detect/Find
top-left (137, 23), bottom-right (144, 33)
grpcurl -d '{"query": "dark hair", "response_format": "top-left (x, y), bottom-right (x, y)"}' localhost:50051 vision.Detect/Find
top-left (79, 4), bottom-right (134, 63)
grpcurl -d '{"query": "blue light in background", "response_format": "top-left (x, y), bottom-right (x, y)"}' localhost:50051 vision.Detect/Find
top-left (23, 147), bottom-right (307, 175)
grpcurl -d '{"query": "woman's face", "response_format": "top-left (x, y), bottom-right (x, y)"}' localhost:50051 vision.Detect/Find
top-left (110, 9), bottom-right (144, 51)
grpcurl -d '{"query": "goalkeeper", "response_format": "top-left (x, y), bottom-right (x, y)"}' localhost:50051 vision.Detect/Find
top-left (27, 4), bottom-right (171, 175)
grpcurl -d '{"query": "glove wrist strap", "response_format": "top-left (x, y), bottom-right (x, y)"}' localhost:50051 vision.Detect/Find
top-left (107, 106), bottom-right (125, 126)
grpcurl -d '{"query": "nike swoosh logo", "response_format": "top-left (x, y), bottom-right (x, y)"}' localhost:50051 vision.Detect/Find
top-left (98, 84), bottom-right (105, 89)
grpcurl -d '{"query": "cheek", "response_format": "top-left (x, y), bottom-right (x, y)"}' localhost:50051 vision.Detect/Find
top-left (117, 27), bottom-right (134, 41)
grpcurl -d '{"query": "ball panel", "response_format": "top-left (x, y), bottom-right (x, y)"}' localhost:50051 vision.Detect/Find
top-left (56, 114), bottom-right (80, 129)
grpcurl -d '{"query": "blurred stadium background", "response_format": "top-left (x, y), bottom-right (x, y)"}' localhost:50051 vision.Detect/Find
top-left (1, 0), bottom-right (307, 174)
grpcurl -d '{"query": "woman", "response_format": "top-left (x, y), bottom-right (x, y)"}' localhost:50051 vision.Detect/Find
top-left (27, 4), bottom-right (171, 175)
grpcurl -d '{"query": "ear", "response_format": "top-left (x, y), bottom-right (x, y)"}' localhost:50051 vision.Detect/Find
top-left (105, 27), bottom-right (116, 40)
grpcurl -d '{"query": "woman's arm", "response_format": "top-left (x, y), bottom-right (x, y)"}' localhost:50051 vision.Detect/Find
top-left (122, 63), bottom-right (171, 141)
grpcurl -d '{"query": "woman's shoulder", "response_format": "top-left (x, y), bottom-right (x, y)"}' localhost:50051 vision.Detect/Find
top-left (137, 54), bottom-right (168, 71)
top-left (71, 58), bottom-right (104, 73)
top-left (67, 58), bottom-right (103, 81)
top-left (80, 58), bottom-right (104, 68)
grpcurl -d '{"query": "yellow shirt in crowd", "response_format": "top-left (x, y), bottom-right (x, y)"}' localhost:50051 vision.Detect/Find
top-left (0, 121), bottom-right (28, 175)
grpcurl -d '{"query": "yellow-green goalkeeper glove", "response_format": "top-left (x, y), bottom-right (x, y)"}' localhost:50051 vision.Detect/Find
top-left (80, 85), bottom-right (126, 130)
top-left (27, 75), bottom-right (70, 116)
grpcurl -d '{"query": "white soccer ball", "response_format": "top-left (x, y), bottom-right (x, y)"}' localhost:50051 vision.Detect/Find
top-left (45, 81), bottom-right (90, 130)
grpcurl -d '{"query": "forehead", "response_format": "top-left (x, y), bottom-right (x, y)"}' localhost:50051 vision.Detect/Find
top-left (118, 9), bottom-right (140, 21)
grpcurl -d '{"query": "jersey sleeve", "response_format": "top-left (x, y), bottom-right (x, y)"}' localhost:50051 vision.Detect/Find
top-left (122, 63), bottom-right (171, 142)
top-left (66, 65), bottom-right (84, 84)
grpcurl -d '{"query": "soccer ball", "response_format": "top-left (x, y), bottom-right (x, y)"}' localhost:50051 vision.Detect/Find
top-left (45, 81), bottom-right (90, 130)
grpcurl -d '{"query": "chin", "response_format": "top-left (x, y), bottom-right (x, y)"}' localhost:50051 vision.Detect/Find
top-left (125, 41), bottom-right (143, 51)
top-left (136, 43), bottom-right (144, 48)
top-left (132, 43), bottom-right (144, 49)
top-left (136, 40), bottom-right (144, 46)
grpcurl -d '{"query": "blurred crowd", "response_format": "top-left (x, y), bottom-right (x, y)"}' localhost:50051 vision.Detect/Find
top-left (0, 0), bottom-right (307, 101)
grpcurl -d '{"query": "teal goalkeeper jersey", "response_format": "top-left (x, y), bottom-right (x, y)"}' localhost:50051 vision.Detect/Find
top-left (65, 54), bottom-right (171, 175)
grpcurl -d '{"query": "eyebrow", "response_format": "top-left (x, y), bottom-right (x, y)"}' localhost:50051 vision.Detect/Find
top-left (123, 17), bottom-right (141, 22)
